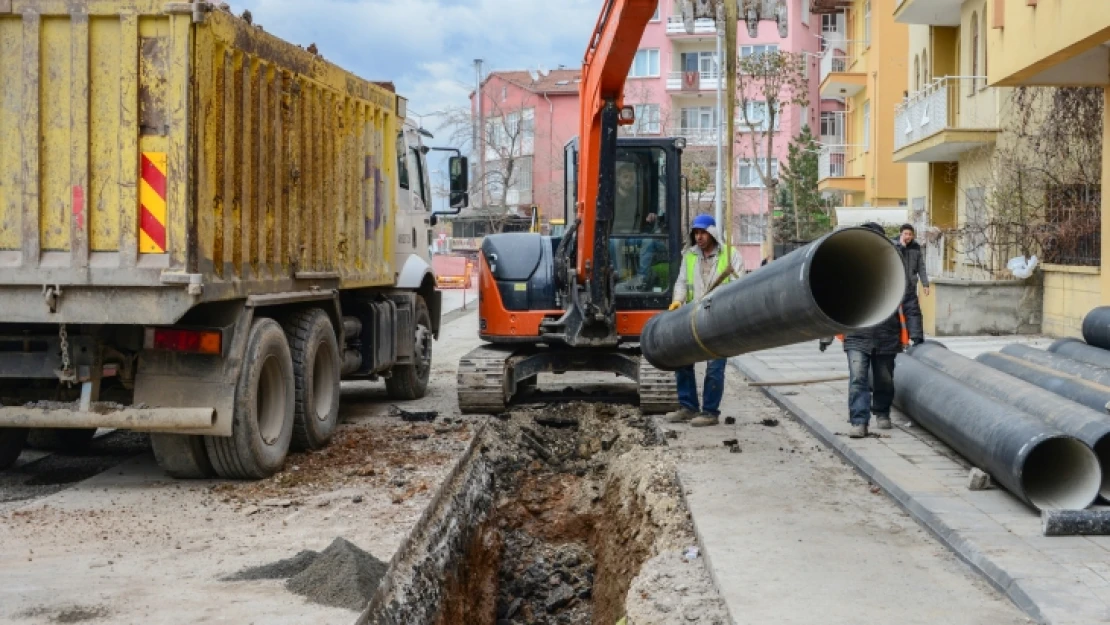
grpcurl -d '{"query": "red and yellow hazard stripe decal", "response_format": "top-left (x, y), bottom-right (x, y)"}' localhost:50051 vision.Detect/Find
top-left (139, 153), bottom-right (168, 254)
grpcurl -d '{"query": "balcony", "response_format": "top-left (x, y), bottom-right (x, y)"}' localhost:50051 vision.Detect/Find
top-left (669, 126), bottom-right (720, 147)
top-left (818, 40), bottom-right (866, 99)
top-left (811, 0), bottom-right (851, 13)
top-left (817, 145), bottom-right (865, 194)
top-left (893, 76), bottom-right (1001, 163)
top-left (666, 16), bottom-right (717, 37)
top-left (666, 70), bottom-right (722, 92)
top-left (894, 0), bottom-right (962, 26)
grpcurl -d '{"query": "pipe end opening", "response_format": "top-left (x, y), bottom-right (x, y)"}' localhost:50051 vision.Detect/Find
top-left (808, 228), bottom-right (907, 329)
top-left (1023, 437), bottom-right (1102, 511)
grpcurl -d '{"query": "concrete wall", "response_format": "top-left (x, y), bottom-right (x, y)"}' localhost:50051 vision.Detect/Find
top-left (930, 277), bottom-right (1042, 336)
top-left (1042, 265), bottom-right (1102, 338)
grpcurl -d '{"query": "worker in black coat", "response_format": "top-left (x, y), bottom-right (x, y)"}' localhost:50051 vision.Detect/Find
top-left (843, 223), bottom-right (905, 438)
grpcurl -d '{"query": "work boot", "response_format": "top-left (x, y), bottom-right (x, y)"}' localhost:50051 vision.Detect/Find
top-left (666, 407), bottom-right (696, 423)
top-left (875, 415), bottom-right (892, 430)
top-left (849, 423), bottom-right (868, 438)
top-left (690, 413), bottom-right (720, 427)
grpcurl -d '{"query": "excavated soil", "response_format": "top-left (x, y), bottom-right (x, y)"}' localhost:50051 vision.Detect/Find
top-left (434, 403), bottom-right (728, 625)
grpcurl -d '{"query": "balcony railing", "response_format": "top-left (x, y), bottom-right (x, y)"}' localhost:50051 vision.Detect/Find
top-left (817, 145), bottom-right (864, 181)
top-left (819, 39), bottom-right (862, 85)
top-left (894, 76), bottom-right (1000, 152)
top-left (666, 69), bottom-right (722, 91)
top-left (670, 126), bottom-right (720, 146)
top-left (666, 16), bottom-right (717, 35)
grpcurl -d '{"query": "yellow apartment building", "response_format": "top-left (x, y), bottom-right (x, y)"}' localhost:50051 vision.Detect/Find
top-left (987, 0), bottom-right (1110, 336)
top-left (893, 0), bottom-right (1010, 333)
top-left (814, 0), bottom-right (908, 209)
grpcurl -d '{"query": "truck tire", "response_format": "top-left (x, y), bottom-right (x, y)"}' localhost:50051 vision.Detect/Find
top-left (151, 434), bottom-right (216, 479)
top-left (26, 428), bottom-right (97, 453)
top-left (386, 295), bottom-right (433, 400)
top-left (205, 318), bottom-right (295, 479)
top-left (283, 308), bottom-right (341, 451)
top-left (0, 428), bottom-right (28, 470)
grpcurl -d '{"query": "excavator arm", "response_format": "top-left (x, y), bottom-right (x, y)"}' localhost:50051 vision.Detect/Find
top-left (560, 0), bottom-right (659, 345)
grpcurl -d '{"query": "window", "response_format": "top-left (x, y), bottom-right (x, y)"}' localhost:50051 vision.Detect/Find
top-left (486, 108), bottom-right (535, 154)
top-left (923, 49), bottom-right (929, 84)
top-left (681, 51), bottom-right (719, 75)
top-left (740, 45), bottom-right (779, 73)
top-left (501, 86), bottom-right (507, 102)
top-left (914, 55), bottom-right (920, 91)
top-left (981, 9), bottom-right (988, 89)
top-left (631, 104), bottom-right (661, 135)
top-left (736, 159), bottom-right (779, 188)
top-left (629, 49), bottom-right (660, 77)
top-left (971, 12), bottom-right (979, 80)
top-left (820, 111), bottom-right (843, 139)
top-left (820, 13), bottom-right (839, 51)
top-left (651, 4), bottom-right (660, 21)
top-left (408, 147), bottom-right (427, 209)
top-left (801, 0), bottom-right (810, 26)
top-left (396, 133), bottom-right (409, 190)
top-left (862, 100), bottom-right (871, 151)
top-left (739, 101), bottom-right (781, 132)
top-left (739, 214), bottom-right (768, 244)
top-left (864, 1), bottom-right (871, 47)
top-left (680, 106), bottom-right (717, 131)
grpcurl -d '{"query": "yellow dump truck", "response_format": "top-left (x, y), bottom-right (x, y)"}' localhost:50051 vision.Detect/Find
top-left (0, 1), bottom-right (470, 478)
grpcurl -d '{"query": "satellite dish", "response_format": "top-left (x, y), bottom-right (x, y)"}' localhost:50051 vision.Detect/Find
top-left (528, 69), bottom-right (539, 82)
top-left (538, 64), bottom-right (550, 77)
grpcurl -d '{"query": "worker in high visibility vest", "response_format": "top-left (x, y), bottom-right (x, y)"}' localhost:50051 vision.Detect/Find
top-left (665, 214), bottom-right (746, 428)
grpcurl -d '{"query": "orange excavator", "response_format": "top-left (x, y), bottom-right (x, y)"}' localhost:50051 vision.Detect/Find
top-left (457, 0), bottom-right (684, 413)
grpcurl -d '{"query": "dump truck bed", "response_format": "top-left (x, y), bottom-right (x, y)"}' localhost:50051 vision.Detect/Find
top-left (0, 1), bottom-right (403, 325)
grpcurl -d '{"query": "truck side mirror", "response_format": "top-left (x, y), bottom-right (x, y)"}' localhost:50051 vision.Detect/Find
top-left (449, 156), bottom-right (469, 210)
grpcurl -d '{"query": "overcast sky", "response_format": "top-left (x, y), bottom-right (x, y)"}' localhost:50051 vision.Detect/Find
top-left (233, 0), bottom-right (599, 131)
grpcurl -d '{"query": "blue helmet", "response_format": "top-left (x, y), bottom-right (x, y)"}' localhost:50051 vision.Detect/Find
top-left (691, 214), bottom-right (716, 232)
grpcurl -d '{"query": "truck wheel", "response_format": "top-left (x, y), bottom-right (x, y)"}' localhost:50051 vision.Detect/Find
top-left (26, 428), bottom-right (97, 453)
top-left (284, 308), bottom-right (341, 451)
top-left (206, 318), bottom-right (295, 479)
top-left (386, 296), bottom-right (433, 400)
top-left (151, 434), bottom-right (216, 479)
top-left (0, 428), bottom-right (28, 470)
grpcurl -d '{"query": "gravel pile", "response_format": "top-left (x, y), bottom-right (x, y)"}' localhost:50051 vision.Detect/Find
top-left (223, 537), bottom-right (387, 611)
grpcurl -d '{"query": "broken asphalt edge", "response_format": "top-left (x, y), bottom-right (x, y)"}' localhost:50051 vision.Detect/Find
top-left (647, 412), bottom-right (740, 625)
top-left (729, 358), bottom-right (1049, 625)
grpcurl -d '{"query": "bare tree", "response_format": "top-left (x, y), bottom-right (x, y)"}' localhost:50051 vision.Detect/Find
top-left (948, 86), bottom-right (1103, 278)
top-left (441, 90), bottom-right (537, 234)
top-left (734, 49), bottom-right (810, 250)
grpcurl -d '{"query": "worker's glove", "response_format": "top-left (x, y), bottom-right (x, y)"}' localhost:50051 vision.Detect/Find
top-left (668, 301), bottom-right (681, 311)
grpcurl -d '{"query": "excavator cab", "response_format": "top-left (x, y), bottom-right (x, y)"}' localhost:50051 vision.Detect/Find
top-left (564, 138), bottom-right (686, 317)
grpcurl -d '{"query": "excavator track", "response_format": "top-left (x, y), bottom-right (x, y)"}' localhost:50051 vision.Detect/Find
top-left (638, 357), bottom-right (679, 415)
top-left (457, 345), bottom-right (514, 414)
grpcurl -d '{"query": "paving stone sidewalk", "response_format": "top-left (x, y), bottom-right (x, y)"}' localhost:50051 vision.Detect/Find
top-left (733, 336), bottom-right (1110, 625)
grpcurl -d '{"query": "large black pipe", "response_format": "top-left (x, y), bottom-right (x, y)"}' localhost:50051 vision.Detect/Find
top-left (976, 352), bottom-right (1110, 414)
top-left (1048, 337), bottom-right (1110, 370)
top-left (1000, 343), bottom-right (1110, 387)
top-left (893, 355), bottom-right (1100, 511)
top-left (1083, 306), bottom-right (1110, 350)
top-left (911, 342), bottom-right (1110, 500)
top-left (641, 227), bottom-right (906, 370)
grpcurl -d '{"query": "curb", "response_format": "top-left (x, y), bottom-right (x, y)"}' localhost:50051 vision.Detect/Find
top-left (730, 358), bottom-right (1048, 625)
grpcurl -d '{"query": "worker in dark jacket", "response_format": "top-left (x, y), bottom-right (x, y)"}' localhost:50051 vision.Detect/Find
top-left (894, 224), bottom-right (929, 345)
top-left (844, 223), bottom-right (905, 438)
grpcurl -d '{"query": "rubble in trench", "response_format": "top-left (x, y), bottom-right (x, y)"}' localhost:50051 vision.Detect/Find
top-left (433, 402), bottom-right (730, 625)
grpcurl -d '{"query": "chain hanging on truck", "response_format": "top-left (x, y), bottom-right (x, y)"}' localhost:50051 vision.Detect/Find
top-left (56, 323), bottom-right (76, 386)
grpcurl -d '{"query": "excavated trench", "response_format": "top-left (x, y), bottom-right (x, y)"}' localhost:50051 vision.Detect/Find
top-left (360, 403), bottom-right (729, 625)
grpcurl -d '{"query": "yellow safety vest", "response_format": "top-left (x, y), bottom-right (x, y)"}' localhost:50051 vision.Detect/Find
top-left (685, 246), bottom-right (733, 302)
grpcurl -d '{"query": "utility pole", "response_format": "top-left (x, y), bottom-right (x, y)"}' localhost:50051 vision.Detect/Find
top-left (722, 0), bottom-right (737, 251)
top-left (714, 15), bottom-right (724, 231)
top-left (474, 59), bottom-right (485, 209)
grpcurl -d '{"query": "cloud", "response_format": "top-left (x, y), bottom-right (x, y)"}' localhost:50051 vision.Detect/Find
top-left (231, 0), bottom-right (600, 119)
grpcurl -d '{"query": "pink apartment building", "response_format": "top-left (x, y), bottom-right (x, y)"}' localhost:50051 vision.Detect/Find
top-left (624, 0), bottom-right (845, 268)
top-left (467, 69), bottom-right (582, 234)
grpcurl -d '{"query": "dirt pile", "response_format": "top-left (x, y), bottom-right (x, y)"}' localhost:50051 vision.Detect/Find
top-left (224, 537), bottom-right (387, 611)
